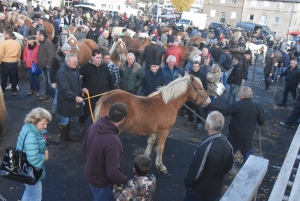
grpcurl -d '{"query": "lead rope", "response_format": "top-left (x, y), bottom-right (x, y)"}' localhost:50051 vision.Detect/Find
top-left (86, 91), bottom-right (95, 123)
top-left (183, 104), bottom-right (207, 123)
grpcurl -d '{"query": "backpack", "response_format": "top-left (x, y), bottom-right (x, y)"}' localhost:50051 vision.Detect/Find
top-left (223, 55), bottom-right (233, 71)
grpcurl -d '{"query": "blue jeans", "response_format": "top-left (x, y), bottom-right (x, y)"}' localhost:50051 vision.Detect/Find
top-left (234, 149), bottom-right (253, 163)
top-left (89, 184), bottom-right (114, 201)
top-left (285, 106), bottom-right (300, 127)
top-left (222, 72), bottom-right (228, 89)
top-left (51, 88), bottom-right (58, 110)
top-left (227, 84), bottom-right (241, 106)
top-left (41, 67), bottom-right (54, 97)
top-left (272, 66), bottom-right (279, 81)
top-left (184, 192), bottom-right (220, 201)
top-left (27, 68), bottom-right (40, 92)
top-left (60, 116), bottom-right (70, 125)
top-left (22, 180), bottom-right (42, 201)
top-left (1, 62), bottom-right (18, 92)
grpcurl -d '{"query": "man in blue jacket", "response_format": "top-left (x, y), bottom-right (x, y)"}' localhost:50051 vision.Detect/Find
top-left (142, 60), bottom-right (167, 96)
top-left (161, 55), bottom-right (184, 84)
top-left (17, 18), bottom-right (29, 37)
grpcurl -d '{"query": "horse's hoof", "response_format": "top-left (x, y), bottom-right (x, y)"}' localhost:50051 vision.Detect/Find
top-left (158, 169), bottom-right (168, 174)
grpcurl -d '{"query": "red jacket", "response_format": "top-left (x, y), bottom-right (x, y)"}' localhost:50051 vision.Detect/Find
top-left (23, 44), bottom-right (39, 68)
top-left (165, 45), bottom-right (182, 66)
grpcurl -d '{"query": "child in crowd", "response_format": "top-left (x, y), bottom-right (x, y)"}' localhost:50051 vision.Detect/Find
top-left (113, 155), bottom-right (156, 201)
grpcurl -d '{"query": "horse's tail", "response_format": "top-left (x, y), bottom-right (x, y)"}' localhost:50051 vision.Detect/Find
top-left (94, 101), bottom-right (102, 122)
top-left (0, 87), bottom-right (8, 137)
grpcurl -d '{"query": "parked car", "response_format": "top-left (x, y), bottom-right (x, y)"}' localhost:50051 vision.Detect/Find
top-left (208, 22), bottom-right (225, 30)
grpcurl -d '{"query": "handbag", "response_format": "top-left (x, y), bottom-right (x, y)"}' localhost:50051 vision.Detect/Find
top-left (0, 131), bottom-right (43, 185)
top-left (29, 50), bottom-right (42, 75)
top-left (213, 79), bottom-right (226, 96)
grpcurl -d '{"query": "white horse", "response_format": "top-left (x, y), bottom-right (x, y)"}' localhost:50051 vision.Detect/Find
top-left (245, 41), bottom-right (268, 63)
top-left (111, 27), bottom-right (136, 38)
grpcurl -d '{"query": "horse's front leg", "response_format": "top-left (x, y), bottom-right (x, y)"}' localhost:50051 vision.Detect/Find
top-left (144, 132), bottom-right (156, 156)
top-left (155, 130), bottom-right (168, 174)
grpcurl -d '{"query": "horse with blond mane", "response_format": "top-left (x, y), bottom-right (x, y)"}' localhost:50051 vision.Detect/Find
top-left (0, 88), bottom-right (7, 140)
top-left (66, 34), bottom-right (98, 66)
top-left (94, 74), bottom-right (208, 174)
top-left (108, 38), bottom-right (128, 69)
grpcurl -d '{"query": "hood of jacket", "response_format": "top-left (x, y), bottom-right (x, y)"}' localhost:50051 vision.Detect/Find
top-left (96, 117), bottom-right (119, 135)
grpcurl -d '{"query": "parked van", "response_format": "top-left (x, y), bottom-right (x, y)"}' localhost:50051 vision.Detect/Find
top-left (236, 22), bottom-right (274, 40)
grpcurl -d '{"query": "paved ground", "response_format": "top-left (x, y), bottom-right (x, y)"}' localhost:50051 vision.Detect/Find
top-left (0, 60), bottom-right (299, 201)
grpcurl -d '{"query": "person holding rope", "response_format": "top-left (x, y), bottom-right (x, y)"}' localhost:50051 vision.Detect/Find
top-left (78, 49), bottom-right (116, 133)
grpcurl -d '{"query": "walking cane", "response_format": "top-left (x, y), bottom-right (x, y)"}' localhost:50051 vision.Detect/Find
top-left (258, 126), bottom-right (262, 157)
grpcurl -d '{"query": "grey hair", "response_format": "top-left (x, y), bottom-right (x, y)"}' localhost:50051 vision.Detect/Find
top-left (127, 52), bottom-right (135, 59)
top-left (24, 107), bottom-right (52, 124)
top-left (240, 87), bottom-right (253, 98)
top-left (18, 18), bottom-right (24, 24)
top-left (166, 55), bottom-right (176, 63)
top-left (291, 59), bottom-right (297, 65)
top-left (206, 111), bottom-right (224, 132)
top-left (65, 53), bottom-right (77, 62)
top-left (103, 30), bottom-right (109, 34)
top-left (192, 55), bottom-right (201, 62)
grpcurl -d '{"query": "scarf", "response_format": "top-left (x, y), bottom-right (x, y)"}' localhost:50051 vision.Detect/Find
top-left (28, 42), bottom-right (36, 50)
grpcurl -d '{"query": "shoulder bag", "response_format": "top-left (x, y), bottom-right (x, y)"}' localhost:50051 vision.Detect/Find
top-left (30, 50), bottom-right (42, 75)
top-left (0, 131), bottom-right (43, 185)
top-left (213, 78), bottom-right (226, 96)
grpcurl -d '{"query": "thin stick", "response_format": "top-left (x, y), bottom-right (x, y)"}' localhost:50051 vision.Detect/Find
top-left (272, 79), bottom-right (279, 101)
top-left (258, 126), bottom-right (262, 157)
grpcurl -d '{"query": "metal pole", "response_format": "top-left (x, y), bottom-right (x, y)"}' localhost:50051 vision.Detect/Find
top-left (252, 55), bottom-right (258, 82)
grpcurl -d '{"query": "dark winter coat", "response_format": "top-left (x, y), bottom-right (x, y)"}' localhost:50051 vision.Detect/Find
top-left (50, 51), bottom-right (65, 83)
top-left (264, 56), bottom-right (275, 75)
top-left (218, 52), bottom-right (232, 71)
top-left (280, 66), bottom-right (300, 88)
top-left (29, 25), bottom-right (37, 36)
top-left (294, 87), bottom-right (300, 107)
top-left (86, 29), bottom-right (100, 43)
top-left (282, 53), bottom-right (290, 67)
top-left (227, 62), bottom-right (243, 86)
top-left (79, 59), bottom-right (116, 96)
top-left (142, 68), bottom-right (168, 96)
top-left (142, 43), bottom-right (158, 64)
top-left (184, 133), bottom-right (233, 200)
top-left (189, 70), bottom-right (208, 91)
top-left (208, 98), bottom-right (266, 151)
top-left (119, 61), bottom-right (145, 94)
top-left (241, 56), bottom-right (250, 80)
top-left (211, 47), bottom-right (223, 62)
top-left (37, 38), bottom-right (56, 69)
top-left (155, 45), bottom-right (166, 64)
top-left (83, 117), bottom-right (127, 187)
top-left (56, 64), bottom-right (84, 117)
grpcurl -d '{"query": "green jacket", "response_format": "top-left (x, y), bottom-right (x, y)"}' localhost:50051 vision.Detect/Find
top-left (119, 61), bottom-right (145, 94)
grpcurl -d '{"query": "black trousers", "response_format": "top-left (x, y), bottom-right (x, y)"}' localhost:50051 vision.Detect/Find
top-left (78, 96), bottom-right (99, 124)
top-left (187, 101), bottom-right (204, 124)
top-left (1, 62), bottom-right (18, 92)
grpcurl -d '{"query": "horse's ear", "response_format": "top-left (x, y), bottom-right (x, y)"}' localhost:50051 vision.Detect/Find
top-left (190, 74), bottom-right (195, 81)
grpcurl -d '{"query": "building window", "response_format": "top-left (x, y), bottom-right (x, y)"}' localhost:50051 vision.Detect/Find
top-left (276, 2), bottom-right (282, 9)
top-left (232, 0), bottom-right (236, 4)
top-left (251, 0), bottom-right (257, 7)
top-left (231, 12), bottom-right (236, 19)
top-left (263, 1), bottom-right (269, 7)
top-left (220, 0), bottom-right (225, 4)
top-left (250, 14), bottom-right (254, 21)
top-left (260, 15), bottom-right (268, 24)
top-left (109, 5), bottom-right (113, 9)
top-left (210, 9), bottom-right (216, 17)
top-left (274, 17), bottom-right (279, 24)
top-left (220, 12), bottom-right (226, 23)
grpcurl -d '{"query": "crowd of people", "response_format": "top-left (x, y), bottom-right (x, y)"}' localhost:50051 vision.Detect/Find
top-left (0, 1), bottom-right (300, 201)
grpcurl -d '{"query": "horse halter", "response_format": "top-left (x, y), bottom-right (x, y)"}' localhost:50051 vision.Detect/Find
top-left (190, 81), bottom-right (208, 103)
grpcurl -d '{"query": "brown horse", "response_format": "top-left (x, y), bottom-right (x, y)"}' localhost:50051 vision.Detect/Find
top-left (164, 44), bottom-right (189, 69)
top-left (94, 75), bottom-right (208, 173)
top-left (188, 36), bottom-right (203, 48)
top-left (115, 36), bottom-right (148, 60)
top-left (6, 12), bottom-right (55, 41)
top-left (108, 38), bottom-right (128, 69)
top-left (66, 34), bottom-right (98, 66)
top-left (70, 25), bottom-right (90, 36)
top-left (0, 88), bottom-right (7, 138)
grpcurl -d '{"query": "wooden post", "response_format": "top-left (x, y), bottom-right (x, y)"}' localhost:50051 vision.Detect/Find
top-left (220, 155), bottom-right (269, 201)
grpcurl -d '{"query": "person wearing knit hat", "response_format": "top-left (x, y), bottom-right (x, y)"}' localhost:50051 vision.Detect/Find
top-left (142, 59), bottom-right (167, 96)
top-left (49, 41), bottom-right (72, 115)
top-left (63, 25), bottom-right (69, 31)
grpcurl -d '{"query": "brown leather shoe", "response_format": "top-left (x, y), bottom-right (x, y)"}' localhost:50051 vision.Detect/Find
top-left (44, 97), bottom-right (54, 103)
top-left (27, 90), bottom-right (35, 96)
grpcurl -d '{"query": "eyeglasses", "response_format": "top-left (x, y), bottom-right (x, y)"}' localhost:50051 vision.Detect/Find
top-left (94, 57), bottom-right (102, 59)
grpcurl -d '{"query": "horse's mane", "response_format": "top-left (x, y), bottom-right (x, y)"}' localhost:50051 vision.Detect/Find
top-left (149, 75), bottom-right (202, 104)
top-left (67, 34), bottom-right (80, 51)
top-left (18, 14), bottom-right (33, 23)
top-left (109, 38), bottom-right (125, 54)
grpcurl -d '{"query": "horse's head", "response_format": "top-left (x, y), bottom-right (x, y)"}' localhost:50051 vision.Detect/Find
top-left (138, 38), bottom-right (151, 53)
top-left (66, 34), bottom-right (79, 54)
top-left (189, 74), bottom-right (208, 105)
top-left (115, 39), bottom-right (127, 63)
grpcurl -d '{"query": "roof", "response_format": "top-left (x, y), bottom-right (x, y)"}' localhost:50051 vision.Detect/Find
top-left (287, 32), bottom-right (300, 35)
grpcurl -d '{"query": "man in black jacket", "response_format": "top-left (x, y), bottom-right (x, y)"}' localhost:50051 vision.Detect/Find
top-left (142, 37), bottom-right (158, 72)
top-left (204, 87), bottom-right (266, 163)
top-left (211, 42), bottom-right (223, 62)
top-left (241, 50), bottom-right (251, 87)
top-left (155, 41), bottom-right (166, 65)
top-left (226, 54), bottom-right (243, 106)
top-left (142, 60), bottom-right (167, 96)
top-left (277, 60), bottom-right (300, 106)
top-left (86, 24), bottom-right (100, 44)
top-left (78, 49), bottom-right (116, 133)
top-left (184, 111), bottom-right (233, 201)
top-left (57, 53), bottom-right (85, 150)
